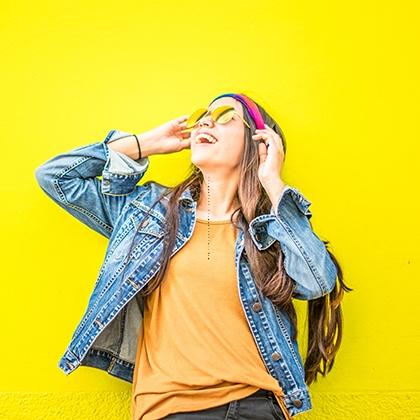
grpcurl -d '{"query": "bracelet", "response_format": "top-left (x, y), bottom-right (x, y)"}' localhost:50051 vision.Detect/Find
top-left (133, 134), bottom-right (141, 159)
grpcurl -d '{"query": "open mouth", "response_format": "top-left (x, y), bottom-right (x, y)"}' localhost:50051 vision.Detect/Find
top-left (195, 133), bottom-right (218, 144)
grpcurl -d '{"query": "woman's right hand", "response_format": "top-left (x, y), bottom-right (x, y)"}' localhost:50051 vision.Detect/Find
top-left (140, 115), bottom-right (192, 156)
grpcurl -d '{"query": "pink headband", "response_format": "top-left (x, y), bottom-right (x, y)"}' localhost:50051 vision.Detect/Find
top-left (209, 92), bottom-right (265, 130)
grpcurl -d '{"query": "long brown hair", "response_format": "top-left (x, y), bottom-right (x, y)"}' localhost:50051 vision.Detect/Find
top-left (119, 96), bottom-right (352, 385)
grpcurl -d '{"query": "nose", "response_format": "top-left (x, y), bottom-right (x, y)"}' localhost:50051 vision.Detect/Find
top-left (198, 113), bottom-right (214, 128)
top-left (192, 112), bottom-right (215, 139)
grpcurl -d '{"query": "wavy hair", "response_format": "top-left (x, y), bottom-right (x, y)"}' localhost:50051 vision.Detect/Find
top-left (119, 95), bottom-right (352, 385)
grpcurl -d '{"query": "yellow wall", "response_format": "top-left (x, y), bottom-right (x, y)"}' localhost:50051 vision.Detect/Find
top-left (1, 1), bottom-right (418, 418)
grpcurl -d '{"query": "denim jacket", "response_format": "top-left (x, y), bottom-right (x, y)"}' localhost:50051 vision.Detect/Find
top-left (35, 129), bottom-right (337, 418)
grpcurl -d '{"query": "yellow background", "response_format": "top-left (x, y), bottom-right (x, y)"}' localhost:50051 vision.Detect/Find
top-left (1, 0), bottom-right (418, 419)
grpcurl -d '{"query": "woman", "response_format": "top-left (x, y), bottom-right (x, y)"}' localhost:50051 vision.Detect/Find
top-left (35, 92), bottom-right (351, 419)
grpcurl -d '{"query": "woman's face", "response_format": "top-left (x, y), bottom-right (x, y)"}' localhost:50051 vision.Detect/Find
top-left (190, 97), bottom-right (247, 172)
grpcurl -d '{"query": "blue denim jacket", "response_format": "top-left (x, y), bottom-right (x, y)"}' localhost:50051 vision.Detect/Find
top-left (35, 129), bottom-right (337, 418)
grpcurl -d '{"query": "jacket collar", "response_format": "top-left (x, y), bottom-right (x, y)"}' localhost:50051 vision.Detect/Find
top-left (177, 185), bottom-right (195, 204)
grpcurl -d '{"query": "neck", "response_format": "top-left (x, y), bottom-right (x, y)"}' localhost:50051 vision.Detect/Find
top-left (196, 176), bottom-right (240, 219)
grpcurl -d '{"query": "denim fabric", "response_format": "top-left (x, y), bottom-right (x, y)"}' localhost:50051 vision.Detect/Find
top-left (34, 129), bottom-right (338, 418)
top-left (161, 389), bottom-right (286, 420)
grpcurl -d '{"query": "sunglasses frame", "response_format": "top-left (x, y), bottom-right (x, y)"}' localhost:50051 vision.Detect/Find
top-left (184, 105), bottom-right (251, 131)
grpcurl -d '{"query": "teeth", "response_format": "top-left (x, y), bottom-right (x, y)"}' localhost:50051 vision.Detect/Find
top-left (196, 133), bottom-right (217, 144)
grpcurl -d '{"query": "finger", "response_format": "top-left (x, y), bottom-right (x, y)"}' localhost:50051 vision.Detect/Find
top-left (256, 131), bottom-right (281, 154)
top-left (251, 133), bottom-right (267, 140)
top-left (252, 133), bottom-right (270, 147)
top-left (258, 140), bottom-right (267, 163)
top-left (177, 124), bottom-right (192, 135)
top-left (180, 137), bottom-right (191, 149)
top-left (254, 129), bottom-right (270, 140)
top-left (263, 125), bottom-right (280, 148)
top-left (180, 131), bottom-right (191, 139)
top-left (174, 115), bottom-right (189, 126)
top-left (270, 133), bottom-right (284, 155)
top-left (264, 123), bottom-right (277, 136)
top-left (267, 134), bottom-right (280, 152)
top-left (180, 127), bottom-right (193, 137)
top-left (264, 124), bottom-right (285, 153)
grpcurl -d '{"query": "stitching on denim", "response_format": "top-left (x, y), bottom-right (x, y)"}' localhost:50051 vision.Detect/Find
top-left (275, 216), bottom-right (327, 296)
top-left (76, 258), bottom-right (164, 364)
top-left (72, 217), bottom-right (135, 339)
top-left (240, 263), bottom-right (297, 388)
top-left (271, 301), bottom-right (305, 378)
top-left (52, 155), bottom-right (113, 234)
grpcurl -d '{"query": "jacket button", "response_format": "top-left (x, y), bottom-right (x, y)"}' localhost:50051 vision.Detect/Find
top-left (271, 351), bottom-right (282, 361)
top-left (292, 399), bottom-right (302, 408)
top-left (103, 180), bottom-right (110, 186)
top-left (252, 302), bottom-right (262, 312)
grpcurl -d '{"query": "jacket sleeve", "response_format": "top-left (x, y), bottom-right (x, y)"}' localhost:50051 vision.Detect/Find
top-left (34, 129), bottom-right (150, 239)
top-left (248, 186), bottom-right (337, 300)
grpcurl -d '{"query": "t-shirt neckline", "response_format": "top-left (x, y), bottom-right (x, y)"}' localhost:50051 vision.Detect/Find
top-left (196, 218), bottom-right (232, 224)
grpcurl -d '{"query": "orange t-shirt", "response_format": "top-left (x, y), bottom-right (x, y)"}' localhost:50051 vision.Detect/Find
top-left (131, 218), bottom-right (285, 420)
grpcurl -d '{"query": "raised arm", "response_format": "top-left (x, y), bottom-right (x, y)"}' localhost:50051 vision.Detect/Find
top-left (248, 186), bottom-right (338, 300)
top-left (34, 129), bottom-right (157, 238)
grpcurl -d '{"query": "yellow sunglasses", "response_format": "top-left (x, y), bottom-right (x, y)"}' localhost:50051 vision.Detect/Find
top-left (181, 105), bottom-right (251, 132)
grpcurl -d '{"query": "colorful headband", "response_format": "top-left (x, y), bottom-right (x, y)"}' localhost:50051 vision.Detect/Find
top-left (209, 92), bottom-right (265, 130)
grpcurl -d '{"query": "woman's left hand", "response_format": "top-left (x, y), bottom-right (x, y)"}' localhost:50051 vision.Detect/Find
top-left (252, 124), bottom-right (286, 188)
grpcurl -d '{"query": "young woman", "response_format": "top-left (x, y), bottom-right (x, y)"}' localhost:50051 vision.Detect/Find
top-left (35, 92), bottom-right (351, 419)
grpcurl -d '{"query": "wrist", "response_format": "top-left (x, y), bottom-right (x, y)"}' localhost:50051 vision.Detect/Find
top-left (135, 131), bottom-right (161, 158)
top-left (263, 178), bottom-right (287, 209)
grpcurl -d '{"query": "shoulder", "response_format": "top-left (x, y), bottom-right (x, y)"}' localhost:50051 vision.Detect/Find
top-left (134, 180), bottom-right (173, 208)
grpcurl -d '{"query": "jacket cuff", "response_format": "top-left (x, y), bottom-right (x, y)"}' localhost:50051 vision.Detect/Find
top-left (101, 129), bottom-right (150, 195)
top-left (249, 186), bottom-right (312, 250)
top-left (270, 185), bottom-right (312, 219)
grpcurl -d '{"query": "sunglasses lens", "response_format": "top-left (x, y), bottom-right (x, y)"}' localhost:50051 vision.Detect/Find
top-left (212, 105), bottom-right (235, 124)
top-left (186, 108), bottom-right (208, 128)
